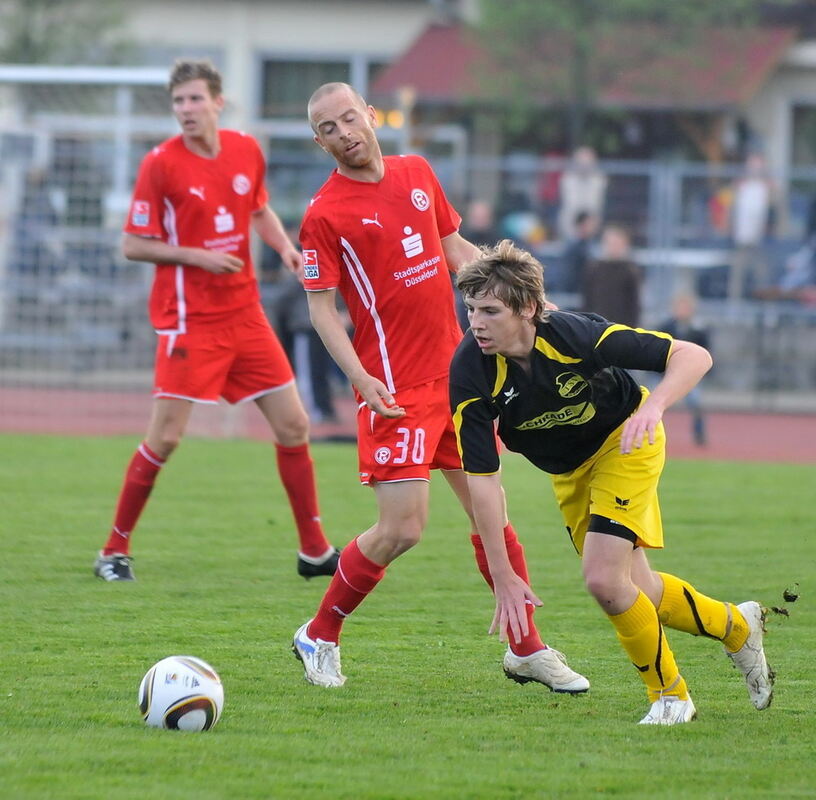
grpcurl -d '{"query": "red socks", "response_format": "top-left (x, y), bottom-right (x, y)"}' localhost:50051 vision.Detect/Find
top-left (102, 442), bottom-right (165, 555)
top-left (102, 441), bottom-right (330, 558)
top-left (308, 537), bottom-right (385, 644)
top-left (275, 443), bottom-right (332, 558)
top-left (470, 523), bottom-right (546, 656)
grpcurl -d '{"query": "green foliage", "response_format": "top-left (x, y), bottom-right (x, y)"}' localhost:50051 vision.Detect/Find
top-left (0, 0), bottom-right (131, 64)
top-left (0, 434), bottom-right (813, 798)
top-left (473, 0), bottom-right (794, 148)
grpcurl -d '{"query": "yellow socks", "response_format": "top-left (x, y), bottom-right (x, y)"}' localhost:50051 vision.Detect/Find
top-left (608, 590), bottom-right (688, 702)
top-left (657, 572), bottom-right (749, 652)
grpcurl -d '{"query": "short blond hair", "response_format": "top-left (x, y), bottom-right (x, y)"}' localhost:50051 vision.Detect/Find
top-left (168, 59), bottom-right (222, 97)
top-left (457, 239), bottom-right (548, 322)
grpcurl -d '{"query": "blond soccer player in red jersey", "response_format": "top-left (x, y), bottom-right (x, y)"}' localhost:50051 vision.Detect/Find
top-left (291, 82), bottom-right (588, 692)
top-left (93, 60), bottom-right (339, 582)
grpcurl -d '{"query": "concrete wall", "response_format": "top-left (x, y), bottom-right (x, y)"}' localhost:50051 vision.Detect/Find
top-left (124, 0), bottom-right (436, 128)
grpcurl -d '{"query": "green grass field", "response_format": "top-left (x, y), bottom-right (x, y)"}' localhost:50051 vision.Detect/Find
top-left (0, 433), bottom-right (812, 799)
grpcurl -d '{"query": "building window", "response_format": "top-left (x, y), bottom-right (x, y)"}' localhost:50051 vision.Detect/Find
top-left (259, 56), bottom-right (390, 119)
top-left (792, 104), bottom-right (816, 166)
top-left (260, 60), bottom-right (350, 118)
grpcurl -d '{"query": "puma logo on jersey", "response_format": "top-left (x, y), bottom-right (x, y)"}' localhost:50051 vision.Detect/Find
top-left (362, 213), bottom-right (382, 228)
top-left (189, 186), bottom-right (205, 200)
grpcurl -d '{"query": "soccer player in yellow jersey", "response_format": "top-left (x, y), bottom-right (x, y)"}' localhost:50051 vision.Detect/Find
top-left (450, 239), bottom-right (774, 724)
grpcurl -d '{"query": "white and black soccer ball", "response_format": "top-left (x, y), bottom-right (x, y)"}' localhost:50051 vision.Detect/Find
top-left (138, 655), bottom-right (224, 731)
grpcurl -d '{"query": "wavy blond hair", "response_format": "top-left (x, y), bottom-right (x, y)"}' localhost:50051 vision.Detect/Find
top-left (456, 239), bottom-right (548, 322)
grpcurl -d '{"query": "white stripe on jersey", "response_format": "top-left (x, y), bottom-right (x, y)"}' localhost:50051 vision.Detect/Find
top-left (161, 198), bottom-right (187, 334)
top-left (340, 236), bottom-right (396, 394)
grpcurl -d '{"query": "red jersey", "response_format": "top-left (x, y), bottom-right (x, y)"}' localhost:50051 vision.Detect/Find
top-left (125, 130), bottom-right (268, 333)
top-left (299, 155), bottom-right (463, 393)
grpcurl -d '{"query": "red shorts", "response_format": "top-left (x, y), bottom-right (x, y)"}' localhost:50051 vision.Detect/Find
top-left (357, 376), bottom-right (462, 485)
top-left (153, 307), bottom-right (294, 404)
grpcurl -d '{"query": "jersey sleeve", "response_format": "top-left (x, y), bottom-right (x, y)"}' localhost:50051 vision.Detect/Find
top-left (419, 157), bottom-right (461, 239)
top-left (124, 150), bottom-right (166, 238)
top-left (548, 312), bottom-right (672, 374)
top-left (450, 345), bottom-right (500, 475)
top-left (592, 320), bottom-right (673, 372)
top-left (299, 210), bottom-right (341, 290)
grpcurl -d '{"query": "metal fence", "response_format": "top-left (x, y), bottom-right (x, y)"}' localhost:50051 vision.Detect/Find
top-left (1, 67), bottom-right (815, 435)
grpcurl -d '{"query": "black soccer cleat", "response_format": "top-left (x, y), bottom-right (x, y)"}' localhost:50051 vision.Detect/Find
top-left (93, 552), bottom-right (135, 581)
top-left (297, 547), bottom-right (341, 580)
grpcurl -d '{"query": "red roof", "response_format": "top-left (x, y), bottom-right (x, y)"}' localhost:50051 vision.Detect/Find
top-left (371, 23), bottom-right (797, 110)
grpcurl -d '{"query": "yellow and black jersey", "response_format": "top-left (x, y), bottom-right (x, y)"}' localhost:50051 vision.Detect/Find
top-left (450, 311), bottom-right (673, 475)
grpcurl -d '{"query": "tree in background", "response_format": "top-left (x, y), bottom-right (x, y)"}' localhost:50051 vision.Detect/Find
top-left (0, 0), bottom-right (130, 64)
top-left (474, 0), bottom-right (796, 158)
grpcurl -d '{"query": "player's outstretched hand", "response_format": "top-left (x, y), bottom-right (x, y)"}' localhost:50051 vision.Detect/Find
top-left (488, 572), bottom-right (543, 645)
top-left (198, 250), bottom-right (244, 274)
top-left (357, 376), bottom-right (406, 418)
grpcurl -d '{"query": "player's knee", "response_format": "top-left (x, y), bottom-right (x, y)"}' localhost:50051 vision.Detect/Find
top-left (379, 518), bottom-right (424, 558)
top-left (392, 522), bottom-right (424, 554)
top-left (152, 431), bottom-right (182, 458)
top-left (582, 563), bottom-right (625, 606)
top-left (274, 411), bottom-right (310, 446)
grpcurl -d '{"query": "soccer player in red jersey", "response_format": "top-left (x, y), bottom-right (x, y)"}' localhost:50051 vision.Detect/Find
top-left (93, 60), bottom-right (339, 582)
top-left (291, 82), bottom-right (587, 692)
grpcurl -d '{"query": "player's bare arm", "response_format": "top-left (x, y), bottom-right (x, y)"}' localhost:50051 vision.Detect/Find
top-left (306, 288), bottom-right (405, 418)
top-left (122, 233), bottom-right (243, 274)
top-left (620, 339), bottom-right (713, 454)
top-left (466, 473), bottom-right (542, 644)
top-left (441, 231), bottom-right (482, 272)
top-left (251, 206), bottom-right (303, 279)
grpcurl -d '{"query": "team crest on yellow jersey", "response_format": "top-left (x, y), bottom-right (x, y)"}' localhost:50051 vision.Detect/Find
top-left (555, 372), bottom-right (588, 398)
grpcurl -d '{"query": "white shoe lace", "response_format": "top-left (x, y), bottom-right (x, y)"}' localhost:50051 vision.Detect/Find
top-left (314, 640), bottom-right (342, 679)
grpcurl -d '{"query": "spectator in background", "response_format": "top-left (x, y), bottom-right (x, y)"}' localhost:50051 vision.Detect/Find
top-left (557, 146), bottom-right (607, 242)
top-left (274, 269), bottom-right (341, 424)
top-left (461, 198), bottom-right (500, 247)
top-left (557, 210), bottom-right (599, 298)
top-left (729, 153), bottom-right (776, 301)
top-left (806, 192), bottom-right (816, 240)
top-left (455, 198), bottom-right (501, 329)
top-left (536, 148), bottom-right (565, 232)
top-left (582, 224), bottom-right (641, 328)
top-left (262, 234), bottom-right (342, 425)
top-left (753, 187), bottom-right (816, 306)
top-left (658, 292), bottom-right (710, 446)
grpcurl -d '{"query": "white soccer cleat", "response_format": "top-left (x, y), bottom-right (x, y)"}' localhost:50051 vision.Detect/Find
top-left (292, 620), bottom-right (346, 687)
top-left (638, 694), bottom-right (697, 725)
top-left (727, 600), bottom-right (775, 710)
top-left (503, 646), bottom-right (590, 694)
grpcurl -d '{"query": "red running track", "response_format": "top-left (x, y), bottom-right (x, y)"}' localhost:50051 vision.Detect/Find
top-left (0, 387), bottom-right (813, 464)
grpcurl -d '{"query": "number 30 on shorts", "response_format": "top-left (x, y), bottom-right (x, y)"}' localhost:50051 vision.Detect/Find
top-left (390, 426), bottom-right (426, 464)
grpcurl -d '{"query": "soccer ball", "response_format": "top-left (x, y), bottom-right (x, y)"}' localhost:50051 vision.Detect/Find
top-left (138, 655), bottom-right (224, 731)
